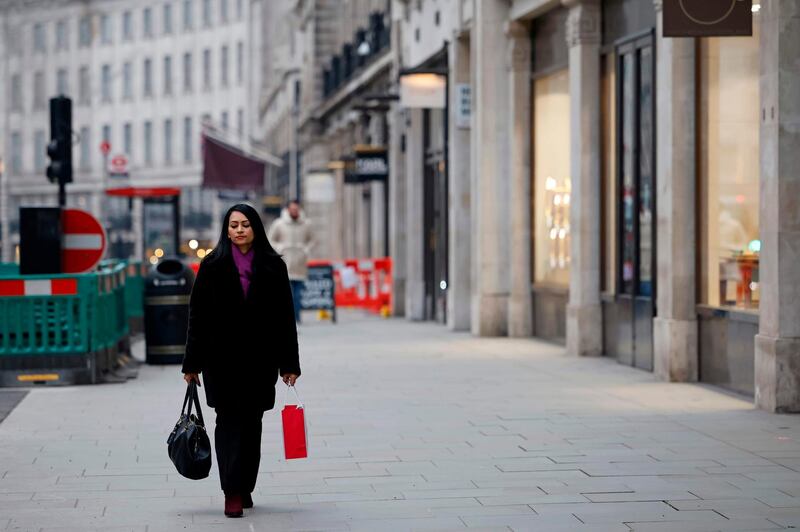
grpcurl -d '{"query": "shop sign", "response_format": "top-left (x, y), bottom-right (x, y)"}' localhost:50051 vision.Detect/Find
top-left (455, 84), bottom-right (471, 129)
top-left (355, 147), bottom-right (388, 182)
top-left (663, 0), bottom-right (753, 37)
top-left (300, 264), bottom-right (336, 312)
top-left (305, 171), bottom-right (336, 203)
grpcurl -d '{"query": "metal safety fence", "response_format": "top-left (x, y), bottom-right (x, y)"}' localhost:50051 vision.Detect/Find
top-left (0, 261), bottom-right (137, 386)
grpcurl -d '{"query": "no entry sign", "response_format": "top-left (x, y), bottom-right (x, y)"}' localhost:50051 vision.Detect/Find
top-left (61, 209), bottom-right (106, 273)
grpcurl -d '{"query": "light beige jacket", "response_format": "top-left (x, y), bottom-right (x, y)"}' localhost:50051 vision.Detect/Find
top-left (267, 209), bottom-right (314, 280)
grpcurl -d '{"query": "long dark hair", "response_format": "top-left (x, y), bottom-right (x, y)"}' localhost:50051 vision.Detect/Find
top-left (204, 203), bottom-right (279, 270)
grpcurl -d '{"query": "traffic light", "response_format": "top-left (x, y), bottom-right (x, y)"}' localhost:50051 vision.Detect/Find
top-left (46, 96), bottom-right (72, 185)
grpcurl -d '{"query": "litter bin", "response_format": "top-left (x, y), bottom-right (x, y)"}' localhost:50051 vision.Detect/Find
top-left (144, 258), bottom-right (195, 364)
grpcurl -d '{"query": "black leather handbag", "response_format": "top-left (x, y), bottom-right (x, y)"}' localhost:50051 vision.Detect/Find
top-left (167, 382), bottom-right (212, 480)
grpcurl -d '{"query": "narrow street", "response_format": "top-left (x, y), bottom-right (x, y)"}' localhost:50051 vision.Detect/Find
top-left (1, 312), bottom-right (799, 531)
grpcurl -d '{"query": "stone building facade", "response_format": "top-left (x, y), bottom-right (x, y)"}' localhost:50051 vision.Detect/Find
top-left (259, 0), bottom-right (391, 261)
top-left (260, 0), bottom-right (800, 413)
top-left (0, 0), bottom-right (263, 261)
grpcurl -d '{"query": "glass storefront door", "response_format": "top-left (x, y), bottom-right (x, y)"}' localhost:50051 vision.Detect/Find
top-left (615, 34), bottom-right (655, 371)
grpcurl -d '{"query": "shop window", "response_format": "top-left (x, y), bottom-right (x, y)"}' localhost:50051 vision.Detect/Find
top-left (601, 53), bottom-right (617, 293)
top-left (533, 68), bottom-right (570, 286)
top-left (699, 19), bottom-right (760, 309)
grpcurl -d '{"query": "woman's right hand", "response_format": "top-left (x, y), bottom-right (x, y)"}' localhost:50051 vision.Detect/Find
top-left (184, 373), bottom-right (201, 386)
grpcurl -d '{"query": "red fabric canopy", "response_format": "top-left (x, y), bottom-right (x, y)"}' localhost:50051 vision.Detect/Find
top-left (202, 133), bottom-right (265, 190)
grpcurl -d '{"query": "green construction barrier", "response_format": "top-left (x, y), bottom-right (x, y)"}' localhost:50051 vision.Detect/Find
top-left (0, 261), bottom-right (134, 386)
top-left (0, 263), bottom-right (19, 276)
top-left (124, 261), bottom-right (147, 325)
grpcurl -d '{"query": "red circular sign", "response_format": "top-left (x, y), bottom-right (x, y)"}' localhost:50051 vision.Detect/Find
top-left (110, 154), bottom-right (128, 173)
top-left (61, 209), bottom-right (107, 273)
top-left (100, 141), bottom-right (111, 155)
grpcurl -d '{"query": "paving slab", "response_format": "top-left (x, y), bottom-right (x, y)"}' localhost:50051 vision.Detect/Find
top-left (1, 311), bottom-right (799, 530)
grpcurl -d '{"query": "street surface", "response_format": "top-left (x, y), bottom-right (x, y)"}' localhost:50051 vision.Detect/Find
top-left (1, 311), bottom-right (800, 531)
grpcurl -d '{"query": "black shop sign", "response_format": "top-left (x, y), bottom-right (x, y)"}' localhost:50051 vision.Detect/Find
top-left (300, 264), bottom-right (337, 321)
top-left (663, 0), bottom-right (753, 37)
top-left (344, 147), bottom-right (388, 184)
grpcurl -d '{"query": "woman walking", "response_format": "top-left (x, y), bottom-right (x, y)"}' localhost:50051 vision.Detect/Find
top-left (182, 204), bottom-right (301, 518)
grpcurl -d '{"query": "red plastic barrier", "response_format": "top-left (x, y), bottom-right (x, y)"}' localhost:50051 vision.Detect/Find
top-left (307, 257), bottom-right (392, 315)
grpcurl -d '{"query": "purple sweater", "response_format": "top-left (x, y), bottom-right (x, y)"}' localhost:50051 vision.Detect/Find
top-left (231, 246), bottom-right (254, 297)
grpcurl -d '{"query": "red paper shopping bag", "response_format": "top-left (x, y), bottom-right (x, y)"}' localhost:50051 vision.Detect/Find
top-left (282, 387), bottom-right (307, 460)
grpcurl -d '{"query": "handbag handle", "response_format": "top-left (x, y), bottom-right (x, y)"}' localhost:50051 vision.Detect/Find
top-left (284, 384), bottom-right (304, 409)
top-left (182, 382), bottom-right (206, 427)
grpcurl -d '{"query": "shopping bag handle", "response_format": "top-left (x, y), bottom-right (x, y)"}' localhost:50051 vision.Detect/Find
top-left (284, 384), bottom-right (304, 409)
top-left (182, 382), bottom-right (206, 426)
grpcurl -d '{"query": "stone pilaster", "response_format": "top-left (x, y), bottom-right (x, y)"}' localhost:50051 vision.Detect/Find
top-left (369, 180), bottom-right (386, 257)
top-left (506, 21), bottom-right (533, 338)
top-left (564, 0), bottom-right (603, 356)
top-left (652, 0), bottom-right (698, 382)
top-left (331, 161), bottom-right (346, 260)
top-left (389, 13), bottom-right (406, 315)
top-left (755, 0), bottom-right (800, 412)
top-left (388, 105), bottom-right (407, 316)
top-left (368, 114), bottom-right (387, 258)
top-left (473, 0), bottom-right (512, 337)
top-left (405, 109), bottom-right (426, 321)
top-left (447, 36), bottom-right (472, 332)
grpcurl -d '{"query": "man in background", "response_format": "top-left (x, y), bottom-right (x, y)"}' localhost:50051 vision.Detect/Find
top-left (268, 200), bottom-right (314, 323)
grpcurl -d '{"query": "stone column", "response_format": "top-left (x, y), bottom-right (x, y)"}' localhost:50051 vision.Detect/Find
top-left (355, 183), bottom-right (370, 257)
top-left (389, 105), bottom-right (407, 316)
top-left (369, 113), bottom-right (387, 258)
top-left (473, 0), bottom-right (512, 336)
top-left (370, 181), bottom-right (387, 257)
top-left (447, 35), bottom-right (472, 332)
top-left (470, 25), bottom-right (481, 333)
top-left (331, 161), bottom-right (346, 260)
top-left (755, 0), bottom-right (800, 413)
top-left (506, 21), bottom-right (533, 338)
top-left (388, 12), bottom-right (407, 316)
top-left (652, 0), bottom-right (698, 382)
top-left (564, 0), bottom-right (603, 356)
top-left (405, 108), bottom-right (426, 320)
top-left (343, 184), bottom-right (357, 258)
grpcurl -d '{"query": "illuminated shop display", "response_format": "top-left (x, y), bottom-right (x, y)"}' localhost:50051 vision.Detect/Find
top-left (534, 69), bottom-right (571, 286)
top-left (700, 17), bottom-right (760, 309)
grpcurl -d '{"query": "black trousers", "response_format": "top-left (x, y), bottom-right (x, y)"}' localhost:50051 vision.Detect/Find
top-left (214, 409), bottom-right (264, 495)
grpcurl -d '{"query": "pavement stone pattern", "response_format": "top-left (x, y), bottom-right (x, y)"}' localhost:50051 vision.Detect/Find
top-left (0, 311), bottom-right (799, 531)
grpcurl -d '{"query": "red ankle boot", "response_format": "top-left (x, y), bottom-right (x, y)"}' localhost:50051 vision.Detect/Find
top-left (224, 494), bottom-right (243, 517)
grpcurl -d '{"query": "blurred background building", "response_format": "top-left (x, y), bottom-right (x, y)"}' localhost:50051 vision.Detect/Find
top-left (0, 0), bottom-right (263, 260)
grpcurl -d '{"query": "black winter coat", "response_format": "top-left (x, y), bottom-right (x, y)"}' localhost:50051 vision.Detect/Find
top-left (181, 252), bottom-right (301, 411)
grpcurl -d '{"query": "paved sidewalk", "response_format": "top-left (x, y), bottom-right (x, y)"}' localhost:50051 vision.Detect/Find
top-left (0, 391), bottom-right (27, 425)
top-left (1, 312), bottom-right (799, 532)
